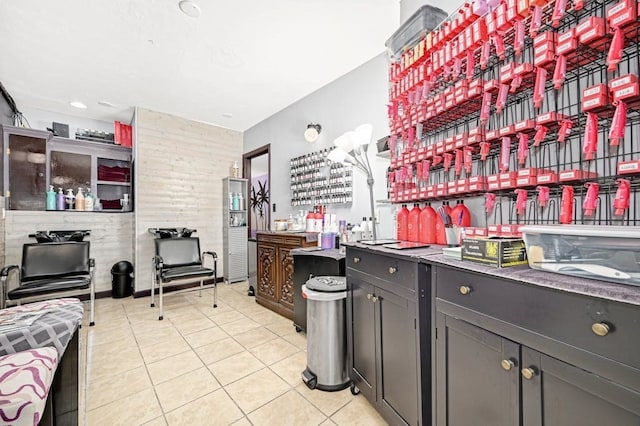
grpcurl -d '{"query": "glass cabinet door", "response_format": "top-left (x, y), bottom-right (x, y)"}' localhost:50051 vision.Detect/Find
top-left (50, 150), bottom-right (91, 193)
top-left (8, 133), bottom-right (47, 210)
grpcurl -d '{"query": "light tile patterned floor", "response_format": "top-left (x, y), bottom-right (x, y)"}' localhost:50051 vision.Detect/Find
top-left (80, 282), bottom-right (388, 425)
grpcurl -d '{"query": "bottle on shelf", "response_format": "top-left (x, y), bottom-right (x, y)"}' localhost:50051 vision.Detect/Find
top-left (56, 188), bottom-right (65, 211)
top-left (65, 189), bottom-right (75, 210)
top-left (75, 188), bottom-right (85, 211)
top-left (84, 189), bottom-right (94, 211)
top-left (46, 185), bottom-right (56, 211)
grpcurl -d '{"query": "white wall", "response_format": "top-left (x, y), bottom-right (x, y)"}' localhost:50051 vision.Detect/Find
top-left (19, 106), bottom-right (116, 136)
top-left (243, 53), bottom-right (397, 238)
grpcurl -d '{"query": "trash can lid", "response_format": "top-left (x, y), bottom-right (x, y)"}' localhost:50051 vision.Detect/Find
top-left (111, 260), bottom-right (134, 273)
top-left (305, 276), bottom-right (346, 292)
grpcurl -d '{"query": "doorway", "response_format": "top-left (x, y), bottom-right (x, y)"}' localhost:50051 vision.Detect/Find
top-left (243, 144), bottom-right (270, 238)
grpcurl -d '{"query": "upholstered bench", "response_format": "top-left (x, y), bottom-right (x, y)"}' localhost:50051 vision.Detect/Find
top-left (0, 347), bottom-right (58, 425)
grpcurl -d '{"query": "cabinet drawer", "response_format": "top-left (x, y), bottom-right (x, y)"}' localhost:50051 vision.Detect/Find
top-left (347, 249), bottom-right (416, 292)
top-left (435, 267), bottom-right (640, 371)
top-left (257, 234), bottom-right (284, 244)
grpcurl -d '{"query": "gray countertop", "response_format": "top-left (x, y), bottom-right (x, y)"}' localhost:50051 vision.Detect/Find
top-left (344, 244), bottom-right (640, 306)
top-left (290, 248), bottom-right (345, 260)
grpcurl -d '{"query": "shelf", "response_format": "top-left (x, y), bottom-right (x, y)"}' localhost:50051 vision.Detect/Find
top-left (97, 180), bottom-right (130, 186)
top-left (228, 210), bottom-right (247, 213)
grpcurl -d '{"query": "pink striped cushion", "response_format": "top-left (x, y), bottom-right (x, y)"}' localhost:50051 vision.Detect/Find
top-left (0, 347), bottom-right (58, 426)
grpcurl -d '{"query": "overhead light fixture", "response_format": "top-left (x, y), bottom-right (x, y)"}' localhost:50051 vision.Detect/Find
top-left (178, 0), bottom-right (201, 18)
top-left (69, 101), bottom-right (87, 109)
top-left (97, 100), bottom-right (116, 108)
top-left (304, 123), bottom-right (322, 143)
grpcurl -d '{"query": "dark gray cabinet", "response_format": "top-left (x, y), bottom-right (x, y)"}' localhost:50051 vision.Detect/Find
top-left (434, 264), bottom-right (640, 426)
top-left (346, 247), bottom-right (430, 426)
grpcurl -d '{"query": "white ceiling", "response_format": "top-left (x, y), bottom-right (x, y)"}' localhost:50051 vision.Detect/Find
top-left (0, 0), bottom-right (408, 132)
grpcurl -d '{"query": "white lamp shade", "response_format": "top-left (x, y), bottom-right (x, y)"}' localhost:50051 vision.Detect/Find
top-left (333, 133), bottom-right (354, 153)
top-left (327, 148), bottom-right (347, 163)
top-left (354, 123), bottom-right (373, 147)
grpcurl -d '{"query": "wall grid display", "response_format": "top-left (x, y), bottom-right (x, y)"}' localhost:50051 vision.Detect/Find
top-left (290, 148), bottom-right (353, 206)
top-left (386, 0), bottom-right (640, 234)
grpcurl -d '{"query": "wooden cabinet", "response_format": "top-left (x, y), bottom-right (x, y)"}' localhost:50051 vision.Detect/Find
top-left (346, 246), bottom-right (431, 426)
top-left (434, 264), bottom-right (640, 426)
top-left (255, 232), bottom-right (315, 319)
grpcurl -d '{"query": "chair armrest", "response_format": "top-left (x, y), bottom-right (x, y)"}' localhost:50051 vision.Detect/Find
top-left (202, 251), bottom-right (217, 260)
top-left (153, 255), bottom-right (164, 270)
top-left (0, 265), bottom-right (19, 278)
top-left (89, 258), bottom-right (96, 268)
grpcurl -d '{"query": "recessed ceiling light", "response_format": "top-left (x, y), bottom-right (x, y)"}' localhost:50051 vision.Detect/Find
top-left (178, 0), bottom-right (201, 18)
top-left (222, 113), bottom-right (233, 118)
top-left (98, 100), bottom-right (116, 108)
top-left (69, 101), bottom-right (87, 109)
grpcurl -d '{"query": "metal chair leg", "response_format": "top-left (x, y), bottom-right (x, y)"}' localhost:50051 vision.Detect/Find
top-left (89, 279), bottom-right (95, 326)
top-left (158, 281), bottom-right (164, 321)
top-left (213, 258), bottom-right (218, 308)
top-left (199, 279), bottom-right (203, 297)
top-left (150, 260), bottom-right (156, 308)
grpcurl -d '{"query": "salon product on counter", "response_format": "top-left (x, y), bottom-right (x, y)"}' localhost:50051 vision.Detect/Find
top-left (396, 204), bottom-right (409, 240)
top-left (419, 203), bottom-right (437, 244)
top-left (408, 204), bottom-right (421, 242)
top-left (46, 186), bottom-right (56, 211)
top-left (462, 238), bottom-right (528, 268)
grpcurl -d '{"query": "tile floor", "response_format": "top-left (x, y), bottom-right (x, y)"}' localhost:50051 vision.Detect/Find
top-left (80, 282), bottom-right (388, 425)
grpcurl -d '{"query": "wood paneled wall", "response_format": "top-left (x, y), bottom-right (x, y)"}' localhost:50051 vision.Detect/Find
top-left (4, 211), bottom-right (133, 294)
top-left (134, 108), bottom-right (243, 292)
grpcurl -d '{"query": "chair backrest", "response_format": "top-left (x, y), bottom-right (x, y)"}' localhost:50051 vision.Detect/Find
top-left (155, 237), bottom-right (202, 268)
top-left (21, 241), bottom-right (91, 282)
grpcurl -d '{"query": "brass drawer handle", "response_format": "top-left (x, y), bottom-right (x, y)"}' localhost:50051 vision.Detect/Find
top-left (521, 367), bottom-right (537, 380)
top-left (388, 267), bottom-right (397, 274)
top-left (592, 322), bottom-right (610, 337)
top-left (367, 293), bottom-right (372, 300)
top-left (459, 285), bottom-right (472, 295)
top-left (371, 296), bottom-right (378, 303)
top-left (500, 359), bottom-right (515, 371)
top-left (354, 257), bottom-right (361, 263)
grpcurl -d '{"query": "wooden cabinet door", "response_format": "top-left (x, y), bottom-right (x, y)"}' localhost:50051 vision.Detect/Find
top-left (278, 246), bottom-right (295, 311)
top-left (436, 314), bottom-right (520, 426)
top-left (522, 347), bottom-right (640, 426)
top-left (376, 287), bottom-right (419, 426)
top-left (257, 242), bottom-right (277, 303)
top-left (347, 276), bottom-right (376, 402)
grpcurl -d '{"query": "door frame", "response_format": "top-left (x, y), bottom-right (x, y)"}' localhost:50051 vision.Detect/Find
top-left (243, 144), bottom-right (270, 238)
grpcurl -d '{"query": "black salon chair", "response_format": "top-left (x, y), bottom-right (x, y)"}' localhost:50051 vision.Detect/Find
top-left (151, 237), bottom-right (217, 320)
top-left (0, 241), bottom-right (96, 325)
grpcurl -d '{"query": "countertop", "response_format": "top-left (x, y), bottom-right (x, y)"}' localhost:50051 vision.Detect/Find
top-left (290, 248), bottom-right (344, 260)
top-left (256, 230), bottom-right (318, 242)
top-left (344, 243), bottom-right (640, 306)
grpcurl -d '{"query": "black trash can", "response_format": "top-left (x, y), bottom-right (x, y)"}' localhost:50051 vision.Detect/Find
top-left (111, 261), bottom-right (134, 298)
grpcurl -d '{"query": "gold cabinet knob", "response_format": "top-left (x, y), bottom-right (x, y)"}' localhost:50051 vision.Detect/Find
top-left (371, 296), bottom-right (378, 303)
top-left (366, 293), bottom-right (372, 300)
top-left (521, 368), bottom-right (536, 380)
top-left (354, 257), bottom-right (361, 263)
top-left (388, 267), bottom-right (397, 274)
top-left (501, 359), bottom-right (515, 371)
top-left (459, 285), bottom-right (472, 295)
top-left (591, 322), bottom-right (610, 337)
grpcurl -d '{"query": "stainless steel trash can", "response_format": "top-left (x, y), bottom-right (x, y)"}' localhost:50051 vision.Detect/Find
top-left (301, 276), bottom-right (349, 391)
